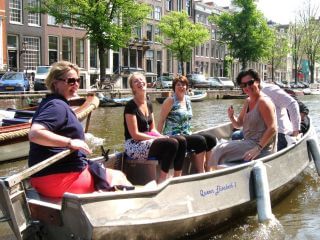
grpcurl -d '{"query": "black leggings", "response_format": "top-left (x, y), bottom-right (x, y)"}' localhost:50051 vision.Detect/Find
top-left (184, 133), bottom-right (217, 154)
top-left (148, 136), bottom-right (187, 173)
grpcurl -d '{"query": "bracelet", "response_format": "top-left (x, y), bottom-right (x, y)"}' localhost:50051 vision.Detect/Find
top-left (257, 143), bottom-right (263, 151)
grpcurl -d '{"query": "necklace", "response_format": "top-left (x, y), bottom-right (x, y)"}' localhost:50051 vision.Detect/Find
top-left (134, 97), bottom-right (150, 131)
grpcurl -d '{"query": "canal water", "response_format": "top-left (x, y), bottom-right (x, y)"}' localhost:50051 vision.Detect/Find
top-left (0, 95), bottom-right (320, 239)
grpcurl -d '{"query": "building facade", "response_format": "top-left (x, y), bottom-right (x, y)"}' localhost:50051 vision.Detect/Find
top-left (0, 0), bottom-right (6, 73)
top-left (3, 0), bottom-right (271, 89)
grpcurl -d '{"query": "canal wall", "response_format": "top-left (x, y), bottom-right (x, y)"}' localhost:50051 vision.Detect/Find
top-left (0, 88), bottom-right (244, 103)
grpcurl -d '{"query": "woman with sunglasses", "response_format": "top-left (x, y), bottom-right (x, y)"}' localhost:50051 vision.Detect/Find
top-left (157, 76), bottom-right (217, 173)
top-left (207, 69), bottom-right (277, 170)
top-left (124, 72), bottom-right (187, 183)
top-left (28, 61), bottom-right (132, 198)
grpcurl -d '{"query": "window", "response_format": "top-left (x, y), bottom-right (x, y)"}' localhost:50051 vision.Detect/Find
top-left (9, 0), bottom-right (22, 24)
top-left (145, 50), bottom-right (154, 72)
top-left (166, 49), bottom-right (172, 73)
top-left (24, 37), bottom-right (40, 71)
top-left (196, 14), bottom-right (199, 23)
top-left (154, 26), bottom-right (160, 41)
top-left (146, 24), bottom-right (153, 41)
top-left (206, 44), bottom-right (209, 57)
top-left (129, 49), bottom-right (136, 68)
top-left (166, 0), bottom-right (173, 11)
top-left (157, 51), bottom-right (162, 76)
top-left (90, 41), bottom-right (98, 68)
top-left (28, 0), bottom-right (40, 26)
top-left (134, 26), bottom-right (142, 39)
top-left (196, 46), bottom-right (200, 56)
top-left (177, 0), bottom-right (183, 12)
top-left (211, 29), bottom-right (216, 40)
top-left (48, 36), bottom-right (58, 65)
top-left (147, 6), bottom-right (153, 19)
top-left (47, 15), bottom-right (57, 25)
top-left (186, 0), bottom-right (192, 16)
top-left (154, 7), bottom-right (161, 20)
top-left (62, 37), bottom-right (72, 62)
top-left (76, 39), bottom-right (85, 68)
top-left (211, 44), bottom-right (215, 58)
top-left (7, 35), bottom-right (18, 48)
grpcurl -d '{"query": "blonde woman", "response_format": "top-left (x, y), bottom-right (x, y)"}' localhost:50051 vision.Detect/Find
top-left (124, 72), bottom-right (187, 183)
top-left (28, 61), bottom-right (131, 197)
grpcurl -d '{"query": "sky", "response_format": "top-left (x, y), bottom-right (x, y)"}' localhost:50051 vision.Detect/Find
top-left (215, 0), bottom-right (318, 25)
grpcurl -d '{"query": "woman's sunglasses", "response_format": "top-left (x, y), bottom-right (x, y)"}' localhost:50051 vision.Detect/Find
top-left (239, 79), bottom-right (255, 89)
top-left (58, 78), bottom-right (81, 86)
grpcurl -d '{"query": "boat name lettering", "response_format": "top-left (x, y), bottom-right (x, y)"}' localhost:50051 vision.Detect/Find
top-left (200, 182), bottom-right (236, 197)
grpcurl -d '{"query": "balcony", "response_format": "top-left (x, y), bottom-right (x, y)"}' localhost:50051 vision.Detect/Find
top-left (128, 37), bottom-right (152, 50)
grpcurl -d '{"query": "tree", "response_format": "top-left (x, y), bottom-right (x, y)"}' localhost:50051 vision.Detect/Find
top-left (209, 0), bottom-right (274, 70)
top-left (298, 0), bottom-right (320, 83)
top-left (157, 11), bottom-right (209, 75)
top-left (288, 22), bottom-right (304, 83)
top-left (31, 0), bottom-right (151, 82)
top-left (268, 27), bottom-right (290, 82)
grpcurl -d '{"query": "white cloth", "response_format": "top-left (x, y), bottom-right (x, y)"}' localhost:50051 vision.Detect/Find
top-left (261, 83), bottom-right (300, 135)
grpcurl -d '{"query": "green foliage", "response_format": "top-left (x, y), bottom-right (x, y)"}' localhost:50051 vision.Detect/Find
top-left (299, 12), bottom-right (320, 83)
top-left (31, 0), bottom-right (151, 80)
top-left (209, 0), bottom-right (274, 70)
top-left (157, 11), bottom-right (209, 74)
top-left (288, 23), bottom-right (304, 82)
top-left (267, 27), bottom-right (289, 81)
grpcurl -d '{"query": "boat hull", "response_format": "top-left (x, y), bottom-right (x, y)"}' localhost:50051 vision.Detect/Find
top-left (156, 91), bottom-right (207, 104)
top-left (33, 123), bottom-right (317, 239)
top-left (0, 121), bottom-right (318, 240)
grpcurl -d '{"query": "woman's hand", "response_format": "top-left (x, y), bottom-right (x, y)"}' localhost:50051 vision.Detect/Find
top-left (243, 146), bottom-right (261, 161)
top-left (227, 105), bottom-right (234, 119)
top-left (68, 139), bottom-right (92, 155)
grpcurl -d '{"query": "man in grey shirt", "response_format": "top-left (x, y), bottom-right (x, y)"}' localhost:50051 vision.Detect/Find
top-left (261, 82), bottom-right (300, 151)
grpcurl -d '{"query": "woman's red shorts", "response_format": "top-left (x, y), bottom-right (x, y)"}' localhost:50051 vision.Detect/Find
top-left (30, 166), bottom-right (95, 198)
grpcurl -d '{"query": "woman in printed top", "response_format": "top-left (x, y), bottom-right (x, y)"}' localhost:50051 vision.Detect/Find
top-left (207, 69), bottom-right (277, 170)
top-left (28, 61), bottom-right (131, 198)
top-left (157, 76), bottom-right (217, 173)
top-left (124, 72), bottom-right (187, 183)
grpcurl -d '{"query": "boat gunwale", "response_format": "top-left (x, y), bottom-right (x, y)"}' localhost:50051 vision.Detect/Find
top-left (62, 119), bottom-right (314, 202)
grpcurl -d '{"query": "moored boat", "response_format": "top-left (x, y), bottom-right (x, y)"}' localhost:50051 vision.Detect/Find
top-left (222, 94), bottom-right (247, 99)
top-left (0, 117), bottom-right (319, 239)
top-left (0, 94), bottom-right (99, 162)
top-left (98, 94), bottom-right (132, 107)
top-left (156, 90), bottom-right (207, 104)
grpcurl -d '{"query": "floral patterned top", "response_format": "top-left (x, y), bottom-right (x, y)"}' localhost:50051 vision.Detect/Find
top-left (163, 94), bottom-right (193, 136)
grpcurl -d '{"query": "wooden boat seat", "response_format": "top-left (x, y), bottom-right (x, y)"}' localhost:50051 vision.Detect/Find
top-left (25, 188), bottom-right (63, 226)
top-left (123, 150), bottom-right (197, 185)
top-left (123, 156), bottom-right (159, 185)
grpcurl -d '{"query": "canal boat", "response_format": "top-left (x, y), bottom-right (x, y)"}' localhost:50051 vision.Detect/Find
top-left (222, 94), bottom-right (247, 99)
top-left (0, 93), bottom-right (99, 162)
top-left (98, 94), bottom-right (132, 107)
top-left (0, 119), bottom-right (319, 240)
top-left (156, 90), bottom-right (207, 104)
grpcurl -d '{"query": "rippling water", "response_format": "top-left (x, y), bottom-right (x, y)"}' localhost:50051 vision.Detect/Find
top-left (0, 95), bottom-right (320, 239)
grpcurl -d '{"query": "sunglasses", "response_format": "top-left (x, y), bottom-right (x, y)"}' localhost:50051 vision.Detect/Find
top-left (58, 77), bottom-right (81, 86)
top-left (239, 79), bottom-right (255, 89)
